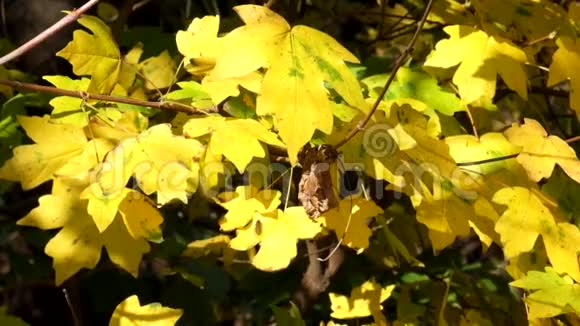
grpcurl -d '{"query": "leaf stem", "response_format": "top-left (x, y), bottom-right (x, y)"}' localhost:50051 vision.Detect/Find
top-left (333, 0), bottom-right (434, 150)
top-left (0, 0), bottom-right (101, 66)
top-left (0, 78), bottom-right (207, 114)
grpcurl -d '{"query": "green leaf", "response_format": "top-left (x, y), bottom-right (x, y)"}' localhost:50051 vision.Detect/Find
top-left (511, 267), bottom-right (580, 319)
top-left (542, 168), bottom-right (580, 227)
top-left (224, 93), bottom-right (256, 119)
top-left (43, 76), bottom-right (91, 126)
top-left (362, 67), bottom-right (464, 116)
top-left (165, 81), bottom-right (214, 110)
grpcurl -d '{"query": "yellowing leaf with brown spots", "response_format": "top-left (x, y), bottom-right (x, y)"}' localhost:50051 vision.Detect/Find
top-left (57, 15), bottom-right (121, 94)
top-left (504, 118), bottom-right (580, 183)
top-left (424, 25), bottom-right (528, 104)
top-left (109, 295), bottom-right (183, 326)
top-left (493, 187), bottom-right (580, 282)
top-left (118, 191), bottom-right (164, 241)
top-left (18, 177), bottom-right (150, 285)
top-left (208, 5), bottom-right (366, 164)
top-left (0, 116), bottom-right (109, 189)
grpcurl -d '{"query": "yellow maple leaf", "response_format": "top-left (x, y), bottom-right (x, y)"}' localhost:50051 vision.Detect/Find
top-left (429, 0), bottom-right (475, 25)
top-left (493, 186), bottom-right (580, 281)
top-left (229, 207), bottom-right (321, 271)
top-left (89, 110), bottom-right (148, 142)
top-left (93, 124), bottom-right (204, 205)
top-left (358, 104), bottom-right (458, 205)
top-left (197, 141), bottom-right (227, 196)
top-left (118, 191), bottom-right (164, 240)
top-left (415, 188), bottom-right (472, 251)
top-left (176, 15), bottom-right (221, 75)
top-left (208, 5), bottom-right (366, 164)
top-left (81, 187), bottom-right (131, 232)
top-left (18, 177), bottom-right (150, 285)
top-left (81, 186), bottom-right (163, 237)
top-left (504, 118), bottom-right (580, 183)
top-left (445, 133), bottom-right (521, 176)
top-left (424, 25), bottom-right (528, 104)
top-left (319, 197), bottom-right (383, 252)
top-left (57, 14), bottom-right (121, 94)
top-left (183, 116), bottom-right (284, 172)
top-left (140, 50), bottom-right (177, 90)
top-left (216, 185), bottom-right (281, 231)
top-left (109, 294), bottom-right (183, 326)
top-left (329, 279), bottom-right (395, 320)
top-left (101, 214), bottom-right (152, 278)
top-left (0, 115), bottom-right (98, 189)
top-left (471, 0), bottom-right (566, 40)
top-left (201, 71), bottom-right (262, 104)
top-left (182, 234), bottom-right (230, 258)
top-left (118, 42), bottom-right (143, 90)
top-left (510, 268), bottom-right (580, 320)
top-left (548, 37), bottom-right (580, 119)
top-left (175, 15), bottom-right (260, 104)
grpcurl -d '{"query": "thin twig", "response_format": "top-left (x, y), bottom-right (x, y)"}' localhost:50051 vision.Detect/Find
top-left (376, 0), bottom-right (387, 40)
top-left (63, 287), bottom-right (81, 326)
top-left (566, 134), bottom-right (580, 144)
top-left (465, 106), bottom-right (479, 139)
top-left (354, 10), bottom-right (441, 25)
top-left (456, 153), bottom-right (519, 167)
top-left (333, 0), bottom-right (434, 150)
top-left (521, 31), bottom-right (557, 47)
top-left (0, 79), bottom-right (206, 114)
top-left (0, 0), bottom-right (100, 66)
top-left (132, 0), bottom-right (152, 11)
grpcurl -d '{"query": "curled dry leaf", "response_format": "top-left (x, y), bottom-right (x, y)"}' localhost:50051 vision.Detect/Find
top-left (297, 144), bottom-right (339, 217)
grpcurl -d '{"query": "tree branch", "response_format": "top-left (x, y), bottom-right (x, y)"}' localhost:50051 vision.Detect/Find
top-left (0, 79), bottom-right (207, 114)
top-left (292, 239), bottom-right (344, 313)
top-left (0, 0), bottom-right (100, 66)
top-left (333, 0), bottom-right (434, 150)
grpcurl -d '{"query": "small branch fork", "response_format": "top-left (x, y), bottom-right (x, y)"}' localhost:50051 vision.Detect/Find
top-left (291, 240), bottom-right (344, 313)
top-left (333, 0), bottom-right (434, 150)
top-left (0, 79), bottom-right (203, 114)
